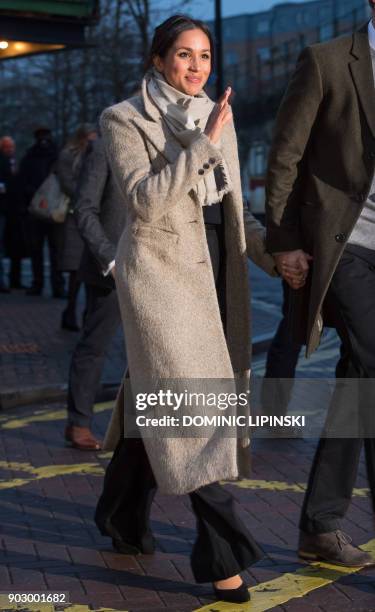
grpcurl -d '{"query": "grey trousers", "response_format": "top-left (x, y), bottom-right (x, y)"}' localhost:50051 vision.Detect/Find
top-left (67, 284), bottom-right (123, 427)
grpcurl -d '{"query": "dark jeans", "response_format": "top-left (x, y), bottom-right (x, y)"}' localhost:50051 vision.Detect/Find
top-left (29, 217), bottom-right (65, 293)
top-left (67, 284), bottom-right (122, 428)
top-left (300, 244), bottom-right (375, 533)
top-left (9, 257), bottom-right (22, 287)
top-left (95, 437), bottom-right (263, 583)
top-left (0, 213), bottom-right (6, 287)
top-left (261, 281), bottom-right (302, 417)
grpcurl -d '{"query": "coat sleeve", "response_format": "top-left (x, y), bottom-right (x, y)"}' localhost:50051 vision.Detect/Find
top-left (265, 46), bottom-right (323, 253)
top-left (244, 208), bottom-right (278, 276)
top-left (100, 106), bottom-right (224, 224)
top-left (225, 120), bottom-right (278, 277)
top-left (74, 140), bottom-right (115, 271)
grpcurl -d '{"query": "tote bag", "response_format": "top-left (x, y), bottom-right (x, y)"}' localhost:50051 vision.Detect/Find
top-left (29, 173), bottom-right (69, 223)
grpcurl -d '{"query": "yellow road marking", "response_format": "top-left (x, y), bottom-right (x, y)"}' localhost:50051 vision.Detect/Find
top-left (228, 478), bottom-right (370, 498)
top-left (194, 538), bottom-right (375, 611)
top-left (0, 460), bottom-right (370, 499)
top-left (0, 401), bottom-right (114, 430)
top-left (0, 461), bottom-right (104, 490)
top-left (0, 606), bottom-right (126, 612)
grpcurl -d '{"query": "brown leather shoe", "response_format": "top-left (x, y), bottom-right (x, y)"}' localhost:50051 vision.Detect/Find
top-left (64, 425), bottom-right (102, 451)
top-left (299, 530), bottom-right (375, 567)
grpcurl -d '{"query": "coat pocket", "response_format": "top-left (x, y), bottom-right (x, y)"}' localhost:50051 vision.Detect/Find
top-left (131, 225), bottom-right (180, 261)
top-left (132, 225), bottom-right (179, 243)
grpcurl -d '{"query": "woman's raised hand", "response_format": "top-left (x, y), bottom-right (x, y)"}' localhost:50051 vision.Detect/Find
top-left (204, 87), bottom-right (233, 144)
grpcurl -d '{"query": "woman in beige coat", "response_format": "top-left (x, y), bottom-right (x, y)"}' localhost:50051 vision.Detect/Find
top-left (95, 14), bottom-right (301, 603)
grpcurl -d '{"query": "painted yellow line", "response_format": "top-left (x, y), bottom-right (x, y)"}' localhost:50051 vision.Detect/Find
top-left (0, 460), bottom-right (104, 490)
top-left (4, 542), bottom-right (375, 612)
top-left (194, 538), bottom-right (375, 612)
top-left (0, 606), bottom-right (127, 612)
top-left (0, 401), bottom-right (114, 430)
top-left (0, 460), bottom-right (370, 499)
top-left (227, 478), bottom-right (370, 498)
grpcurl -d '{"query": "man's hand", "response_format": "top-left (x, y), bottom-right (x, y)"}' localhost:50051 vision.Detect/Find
top-left (274, 249), bottom-right (313, 289)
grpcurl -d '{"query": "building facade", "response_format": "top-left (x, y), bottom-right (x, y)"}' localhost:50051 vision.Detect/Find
top-left (213, 0), bottom-right (370, 212)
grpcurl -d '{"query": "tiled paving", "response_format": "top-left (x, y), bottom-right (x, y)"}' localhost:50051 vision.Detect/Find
top-left (1, 260), bottom-right (374, 611)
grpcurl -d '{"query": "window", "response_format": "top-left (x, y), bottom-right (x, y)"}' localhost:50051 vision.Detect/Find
top-left (225, 50), bottom-right (239, 66)
top-left (257, 47), bottom-right (270, 60)
top-left (319, 23), bottom-right (333, 41)
top-left (257, 20), bottom-right (269, 34)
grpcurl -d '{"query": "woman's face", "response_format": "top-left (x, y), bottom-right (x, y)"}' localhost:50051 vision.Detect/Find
top-left (154, 28), bottom-right (212, 96)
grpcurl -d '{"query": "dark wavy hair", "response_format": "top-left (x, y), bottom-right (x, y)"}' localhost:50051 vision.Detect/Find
top-left (145, 14), bottom-right (215, 73)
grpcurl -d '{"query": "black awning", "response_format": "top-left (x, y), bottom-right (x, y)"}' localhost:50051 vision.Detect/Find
top-left (1, 15), bottom-right (86, 45)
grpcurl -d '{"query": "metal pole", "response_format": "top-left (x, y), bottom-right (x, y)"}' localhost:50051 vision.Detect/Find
top-left (215, 0), bottom-right (223, 98)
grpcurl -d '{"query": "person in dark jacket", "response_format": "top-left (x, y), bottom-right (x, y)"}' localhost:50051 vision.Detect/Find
top-left (0, 136), bottom-right (16, 292)
top-left (19, 127), bottom-right (65, 297)
top-left (64, 138), bottom-right (126, 451)
top-left (57, 124), bottom-right (98, 330)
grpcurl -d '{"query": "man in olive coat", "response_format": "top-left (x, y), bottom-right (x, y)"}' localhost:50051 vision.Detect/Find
top-left (265, 2), bottom-right (375, 567)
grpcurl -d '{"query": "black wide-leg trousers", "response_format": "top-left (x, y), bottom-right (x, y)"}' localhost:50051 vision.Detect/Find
top-left (300, 244), bottom-right (375, 533)
top-left (95, 437), bottom-right (263, 583)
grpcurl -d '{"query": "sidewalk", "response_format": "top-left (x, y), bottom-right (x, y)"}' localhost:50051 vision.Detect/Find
top-left (0, 262), bottom-right (283, 409)
top-left (0, 400), bottom-right (374, 612)
top-left (1, 263), bottom-right (374, 612)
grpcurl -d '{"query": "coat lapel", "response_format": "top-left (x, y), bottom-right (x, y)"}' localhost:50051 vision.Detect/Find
top-left (349, 25), bottom-right (375, 138)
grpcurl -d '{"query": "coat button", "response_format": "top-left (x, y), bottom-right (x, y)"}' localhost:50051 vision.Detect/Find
top-left (203, 162), bottom-right (210, 169)
top-left (335, 233), bottom-right (346, 242)
top-left (209, 157), bottom-right (216, 165)
top-left (198, 169), bottom-right (205, 175)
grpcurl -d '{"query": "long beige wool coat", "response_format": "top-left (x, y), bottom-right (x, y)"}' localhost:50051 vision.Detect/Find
top-left (100, 77), bottom-right (276, 495)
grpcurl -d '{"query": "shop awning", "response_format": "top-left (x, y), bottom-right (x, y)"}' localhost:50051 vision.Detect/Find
top-left (0, 1), bottom-right (98, 60)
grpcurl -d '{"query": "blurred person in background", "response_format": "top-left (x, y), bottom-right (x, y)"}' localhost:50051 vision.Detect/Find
top-left (64, 138), bottom-right (125, 451)
top-left (18, 127), bottom-right (65, 298)
top-left (0, 136), bottom-right (16, 292)
top-left (57, 123), bottom-right (98, 331)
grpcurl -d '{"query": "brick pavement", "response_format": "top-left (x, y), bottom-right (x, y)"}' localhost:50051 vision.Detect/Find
top-left (0, 401), bottom-right (374, 611)
top-left (0, 262), bottom-right (282, 409)
top-left (2, 259), bottom-right (375, 611)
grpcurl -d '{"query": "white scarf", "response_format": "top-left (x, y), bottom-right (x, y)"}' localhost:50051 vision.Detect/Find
top-left (146, 69), bottom-right (232, 207)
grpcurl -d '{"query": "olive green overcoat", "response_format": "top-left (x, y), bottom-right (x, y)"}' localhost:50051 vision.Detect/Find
top-left (266, 24), bottom-right (375, 356)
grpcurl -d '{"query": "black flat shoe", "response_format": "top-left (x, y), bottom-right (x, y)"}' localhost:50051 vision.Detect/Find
top-left (112, 536), bottom-right (155, 555)
top-left (213, 582), bottom-right (250, 604)
top-left (61, 309), bottom-right (80, 331)
top-left (96, 516), bottom-right (155, 555)
top-left (26, 286), bottom-right (42, 296)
